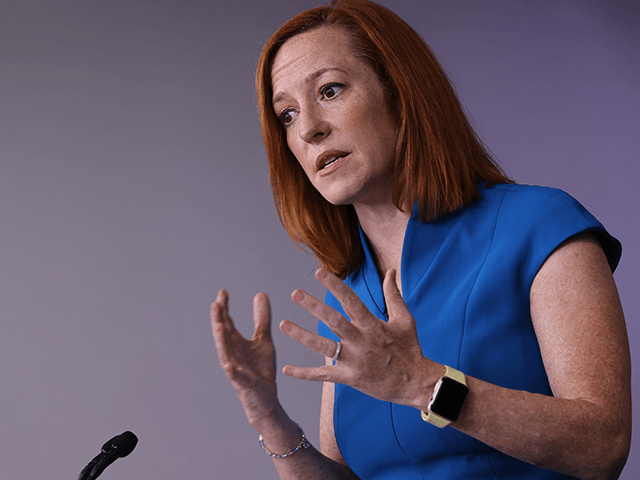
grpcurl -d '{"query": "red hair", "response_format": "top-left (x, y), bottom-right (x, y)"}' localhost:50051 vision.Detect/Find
top-left (256, 0), bottom-right (512, 279)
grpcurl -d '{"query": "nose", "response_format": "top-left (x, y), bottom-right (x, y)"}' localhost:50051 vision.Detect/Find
top-left (298, 105), bottom-right (330, 143)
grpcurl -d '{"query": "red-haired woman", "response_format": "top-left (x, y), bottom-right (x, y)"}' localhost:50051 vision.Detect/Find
top-left (211, 1), bottom-right (630, 479)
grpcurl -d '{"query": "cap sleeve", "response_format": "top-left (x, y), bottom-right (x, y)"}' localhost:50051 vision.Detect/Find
top-left (494, 185), bottom-right (621, 287)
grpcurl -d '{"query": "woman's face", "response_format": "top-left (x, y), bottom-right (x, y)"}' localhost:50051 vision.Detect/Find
top-left (271, 26), bottom-right (398, 208)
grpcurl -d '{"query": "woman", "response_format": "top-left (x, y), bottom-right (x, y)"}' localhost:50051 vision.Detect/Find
top-left (210, 1), bottom-right (631, 479)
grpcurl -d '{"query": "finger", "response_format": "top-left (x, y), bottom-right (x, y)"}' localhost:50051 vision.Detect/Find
top-left (281, 364), bottom-right (339, 383)
top-left (291, 288), bottom-right (356, 340)
top-left (252, 292), bottom-right (272, 341)
top-left (211, 289), bottom-right (230, 327)
top-left (216, 288), bottom-right (228, 307)
top-left (210, 298), bottom-right (225, 329)
top-left (280, 319), bottom-right (339, 358)
top-left (382, 269), bottom-right (414, 326)
top-left (382, 269), bottom-right (402, 313)
top-left (210, 301), bottom-right (256, 386)
top-left (315, 268), bottom-right (373, 326)
top-left (210, 302), bottom-right (235, 368)
top-left (210, 291), bottom-right (240, 365)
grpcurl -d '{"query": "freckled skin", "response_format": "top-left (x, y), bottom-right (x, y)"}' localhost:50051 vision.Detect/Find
top-left (211, 23), bottom-right (631, 480)
top-left (271, 26), bottom-right (398, 210)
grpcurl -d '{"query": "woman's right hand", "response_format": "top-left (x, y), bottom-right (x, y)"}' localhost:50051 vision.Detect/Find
top-left (210, 289), bottom-right (279, 430)
top-left (211, 289), bottom-right (362, 480)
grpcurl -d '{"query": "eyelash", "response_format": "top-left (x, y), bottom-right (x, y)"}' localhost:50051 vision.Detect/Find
top-left (277, 82), bottom-right (345, 126)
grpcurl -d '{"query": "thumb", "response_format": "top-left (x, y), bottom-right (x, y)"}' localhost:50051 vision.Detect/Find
top-left (383, 269), bottom-right (409, 321)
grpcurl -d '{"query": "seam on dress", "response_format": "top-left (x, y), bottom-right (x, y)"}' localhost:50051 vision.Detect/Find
top-left (457, 184), bottom-right (513, 370)
top-left (388, 402), bottom-right (427, 479)
top-left (458, 186), bottom-right (512, 480)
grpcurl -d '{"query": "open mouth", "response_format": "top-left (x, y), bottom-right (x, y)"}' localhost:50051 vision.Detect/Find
top-left (320, 154), bottom-right (347, 170)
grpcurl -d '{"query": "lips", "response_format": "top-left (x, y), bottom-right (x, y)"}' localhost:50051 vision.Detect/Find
top-left (316, 150), bottom-right (349, 171)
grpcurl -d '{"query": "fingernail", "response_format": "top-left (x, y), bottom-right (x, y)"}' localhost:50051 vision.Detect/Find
top-left (317, 268), bottom-right (328, 280)
top-left (292, 290), bottom-right (304, 302)
top-left (280, 320), bottom-right (291, 333)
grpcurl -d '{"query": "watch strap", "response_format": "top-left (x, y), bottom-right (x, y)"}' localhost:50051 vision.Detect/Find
top-left (421, 365), bottom-right (467, 428)
top-left (443, 365), bottom-right (466, 384)
top-left (421, 408), bottom-right (451, 428)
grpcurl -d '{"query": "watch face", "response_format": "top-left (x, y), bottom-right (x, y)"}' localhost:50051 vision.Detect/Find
top-left (430, 376), bottom-right (469, 421)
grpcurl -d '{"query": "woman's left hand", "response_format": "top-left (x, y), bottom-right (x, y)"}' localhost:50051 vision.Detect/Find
top-left (280, 268), bottom-right (441, 409)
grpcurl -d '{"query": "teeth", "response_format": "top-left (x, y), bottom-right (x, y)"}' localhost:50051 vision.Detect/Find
top-left (323, 156), bottom-right (341, 169)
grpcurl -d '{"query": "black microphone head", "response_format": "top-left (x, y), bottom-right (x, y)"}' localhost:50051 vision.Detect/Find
top-left (100, 434), bottom-right (121, 453)
top-left (80, 431), bottom-right (139, 480)
top-left (113, 431), bottom-right (138, 458)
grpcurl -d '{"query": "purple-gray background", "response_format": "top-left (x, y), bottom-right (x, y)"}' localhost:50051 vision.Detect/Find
top-left (1, 1), bottom-right (638, 478)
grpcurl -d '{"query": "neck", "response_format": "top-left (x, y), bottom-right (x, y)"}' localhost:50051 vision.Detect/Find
top-left (354, 199), bottom-right (410, 294)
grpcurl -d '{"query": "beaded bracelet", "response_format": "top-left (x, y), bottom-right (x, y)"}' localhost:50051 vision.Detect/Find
top-left (258, 422), bottom-right (311, 459)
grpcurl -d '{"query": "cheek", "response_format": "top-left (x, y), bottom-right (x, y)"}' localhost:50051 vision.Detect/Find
top-left (286, 137), bottom-right (315, 180)
top-left (285, 133), bottom-right (303, 166)
top-left (372, 106), bottom-right (398, 151)
top-left (362, 113), bottom-right (396, 154)
top-left (356, 98), bottom-right (393, 136)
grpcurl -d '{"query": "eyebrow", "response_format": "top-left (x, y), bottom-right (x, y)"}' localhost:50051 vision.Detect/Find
top-left (272, 67), bottom-right (347, 105)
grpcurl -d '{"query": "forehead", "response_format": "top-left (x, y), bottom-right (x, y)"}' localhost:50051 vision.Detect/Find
top-left (271, 26), bottom-right (363, 99)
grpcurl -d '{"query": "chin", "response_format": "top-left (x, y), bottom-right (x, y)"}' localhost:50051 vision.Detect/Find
top-left (318, 190), bottom-right (358, 207)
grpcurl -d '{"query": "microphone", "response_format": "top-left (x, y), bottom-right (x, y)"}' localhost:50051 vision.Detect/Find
top-left (77, 431), bottom-right (138, 480)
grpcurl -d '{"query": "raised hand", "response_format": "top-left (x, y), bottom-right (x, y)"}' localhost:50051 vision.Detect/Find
top-left (280, 268), bottom-right (442, 410)
top-left (210, 289), bottom-right (280, 429)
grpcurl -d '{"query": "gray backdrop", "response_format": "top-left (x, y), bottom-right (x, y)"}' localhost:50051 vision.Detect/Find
top-left (1, 1), bottom-right (638, 478)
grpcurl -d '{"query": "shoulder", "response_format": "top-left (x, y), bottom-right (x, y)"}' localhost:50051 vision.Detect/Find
top-left (479, 183), bottom-right (588, 216)
top-left (491, 183), bottom-right (588, 214)
top-left (453, 183), bottom-right (591, 235)
top-left (478, 183), bottom-right (621, 273)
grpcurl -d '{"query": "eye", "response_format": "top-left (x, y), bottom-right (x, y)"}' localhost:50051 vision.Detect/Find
top-left (320, 83), bottom-right (344, 100)
top-left (277, 107), bottom-right (296, 126)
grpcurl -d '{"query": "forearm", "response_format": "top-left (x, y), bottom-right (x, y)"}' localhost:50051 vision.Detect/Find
top-left (256, 403), bottom-right (359, 480)
top-left (447, 236), bottom-right (633, 480)
top-left (448, 376), bottom-right (630, 480)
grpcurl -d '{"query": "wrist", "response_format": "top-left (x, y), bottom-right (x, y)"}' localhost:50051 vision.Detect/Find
top-left (407, 361), bottom-right (446, 411)
top-left (252, 404), bottom-right (305, 456)
top-left (259, 421), bottom-right (311, 459)
top-left (248, 399), bottom-right (285, 431)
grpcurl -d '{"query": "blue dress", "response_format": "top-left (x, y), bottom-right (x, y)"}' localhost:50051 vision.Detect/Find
top-left (318, 183), bottom-right (621, 480)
